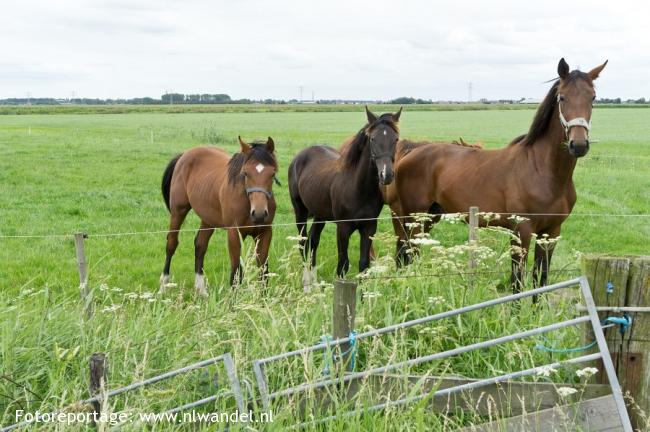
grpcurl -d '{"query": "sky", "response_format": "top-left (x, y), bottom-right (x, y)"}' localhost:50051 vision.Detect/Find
top-left (1, 0), bottom-right (649, 101)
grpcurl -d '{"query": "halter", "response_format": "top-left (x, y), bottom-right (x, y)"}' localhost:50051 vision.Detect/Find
top-left (557, 94), bottom-right (591, 139)
top-left (245, 187), bottom-right (273, 199)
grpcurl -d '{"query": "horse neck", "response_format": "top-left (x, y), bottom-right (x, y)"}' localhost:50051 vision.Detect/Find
top-left (525, 105), bottom-right (577, 185)
top-left (350, 138), bottom-right (380, 193)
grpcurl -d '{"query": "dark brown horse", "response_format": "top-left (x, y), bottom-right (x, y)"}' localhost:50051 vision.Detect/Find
top-left (289, 107), bottom-right (402, 281)
top-left (386, 58), bottom-right (607, 295)
top-left (160, 137), bottom-right (278, 295)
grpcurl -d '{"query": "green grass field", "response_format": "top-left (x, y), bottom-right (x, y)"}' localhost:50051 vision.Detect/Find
top-left (1, 106), bottom-right (648, 430)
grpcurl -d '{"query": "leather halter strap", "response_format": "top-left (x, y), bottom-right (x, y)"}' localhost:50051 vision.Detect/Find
top-left (245, 187), bottom-right (273, 199)
top-left (557, 94), bottom-right (591, 137)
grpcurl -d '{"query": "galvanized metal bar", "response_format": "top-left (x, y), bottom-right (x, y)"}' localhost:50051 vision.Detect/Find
top-left (269, 316), bottom-right (590, 401)
top-left (579, 276), bottom-right (633, 432)
top-left (576, 305), bottom-right (650, 313)
top-left (84, 354), bottom-right (227, 403)
top-left (1, 354), bottom-right (232, 432)
top-left (257, 277), bottom-right (583, 365)
top-left (222, 353), bottom-right (246, 415)
top-left (164, 393), bottom-right (229, 415)
top-left (293, 352), bottom-right (603, 429)
top-left (253, 360), bottom-right (271, 411)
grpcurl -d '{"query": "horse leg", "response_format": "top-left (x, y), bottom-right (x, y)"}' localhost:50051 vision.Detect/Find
top-left (308, 219), bottom-right (326, 268)
top-left (290, 194), bottom-right (310, 261)
top-left (193, 222), bottom-right (214, 297)
top-left (532, 227), bottom-right (560, 301)
top-left (254, 228), bottom-right (273, 283)
top-left (227, 228), bottom-right (243, 286)
top-left (359, 221), bottom-right (378, 273)
top-left (335, 222), bottom-right (354, 277)
top-left (510, 227), bottom-right (532, 296)
top-left (161, 205), bottom-right (190, 292)
top-left (391, 213), bottom-right (411, 267)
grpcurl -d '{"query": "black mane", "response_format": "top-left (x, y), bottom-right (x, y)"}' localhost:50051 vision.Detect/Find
top-left (518, 70), bottom-right (591, 146)
top-left (227, 143), bottom-right (277, 184)
top-left (342, 114), bottom-right (399, 168)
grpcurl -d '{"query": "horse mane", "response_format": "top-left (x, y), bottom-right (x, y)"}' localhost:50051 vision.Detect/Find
top-left (517, 70), bottom-right (592, 146)
top-left (340, 114), bottom-right (400, 169)
top-left (227, 142), bottom-right (277, 184)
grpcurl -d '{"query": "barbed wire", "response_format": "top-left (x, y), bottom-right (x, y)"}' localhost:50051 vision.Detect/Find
top-left (0, 211), bottom-right (649, 239)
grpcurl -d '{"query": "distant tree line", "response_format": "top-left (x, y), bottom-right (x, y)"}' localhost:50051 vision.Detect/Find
top-left (0, 95), bottom-right (647, 106)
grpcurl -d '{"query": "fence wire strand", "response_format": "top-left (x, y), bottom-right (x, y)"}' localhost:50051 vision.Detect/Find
top-left (1, 211), bottom-right (649, 239)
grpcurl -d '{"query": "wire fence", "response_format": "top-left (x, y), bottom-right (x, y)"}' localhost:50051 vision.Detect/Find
top-left (0, 211), bottom-right (649, 239)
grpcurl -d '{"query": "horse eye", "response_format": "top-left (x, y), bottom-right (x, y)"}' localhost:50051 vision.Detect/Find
top-left (559, 95), bottom-right (565, 102)
top-left (592, 95), bottom-right (596, 101)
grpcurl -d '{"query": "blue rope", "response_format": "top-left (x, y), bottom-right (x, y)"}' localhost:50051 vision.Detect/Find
top-left (535, 315), bottom-right (632, 354)
top-left (320, 331), bottom-right (357, 375)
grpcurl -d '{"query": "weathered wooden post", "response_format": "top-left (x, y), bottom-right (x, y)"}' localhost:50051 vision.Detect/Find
top-left (89, 353), bottom-right (108, 427)
top-left (582, 254), bottom-right (650, 429)
top-left (333, 279), bottom-right (357, 372)
top-left (74, 232), bottom-right (93, 319)
top-left (468, 206), bottom-right (479, 269)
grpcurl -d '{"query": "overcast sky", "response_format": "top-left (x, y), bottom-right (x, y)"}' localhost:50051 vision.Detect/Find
top-left (1, 0), bottom-right (648, 101)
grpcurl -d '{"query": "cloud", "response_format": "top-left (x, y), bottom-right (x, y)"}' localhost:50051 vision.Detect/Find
top-left (0, 0), bottom-right (648, 99)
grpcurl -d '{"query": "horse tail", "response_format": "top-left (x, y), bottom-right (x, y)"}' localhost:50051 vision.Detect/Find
top-left (162, 154), bottom-right (182, 212)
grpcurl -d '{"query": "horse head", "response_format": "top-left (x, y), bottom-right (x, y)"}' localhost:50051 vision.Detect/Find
top-left (238, 136), bottom-right (277, 224)
top-left (556, 58), bottom-right (607, 157)
top-left (365, 106), bottom-right (402, 185)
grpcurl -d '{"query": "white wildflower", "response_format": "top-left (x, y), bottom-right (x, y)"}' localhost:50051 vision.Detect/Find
top-left (405, 222), bottom-right (419, 229)
top-left (101, 304), bottom-right (121, 314)
top-left (125, 292), bottom-right (139, 300)
top-left (286, 235), bottom-right (307, 242)
top-left (556, 387), bottom-right (578, 398)
top-left (536, 365), bottom-right (557, 377)
top-left (427, 296), bottom-right (445, 305)
top-left (508, 214), bottom-right (529, 225)
top-left (139, 292), bottom-right (154, 300)
top-left (576, 367), bottom-right (598, 378)
top-left (409, 237), bottom-right (440, 246)
top-left (111, 287), bottom-right (123, 292)
top-left (99, 284), bottom-right (109, 291)
top-left (364, 291), bottom-right (382, 299)
top-left (441, 213), bottom-right (465, 224)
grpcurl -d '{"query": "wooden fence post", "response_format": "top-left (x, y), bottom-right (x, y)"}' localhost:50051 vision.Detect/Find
top-left (468, 206), bottom-right (479, 269)
top-left (89, 353), bottom-right (108, 427)
top-left (74, 232), bottom-right (93, 319)
top-left (582, 254), bottom-right (650, 429)
top-left (333, 279), bottom-right (357, 372)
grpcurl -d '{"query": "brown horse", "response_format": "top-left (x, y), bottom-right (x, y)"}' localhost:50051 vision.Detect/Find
top-left (289, 107), bottom-right (401, 280)
top-left (386, 58), bottom-right (607, 296)
top-left (160, 137), bottom-right (278, 295)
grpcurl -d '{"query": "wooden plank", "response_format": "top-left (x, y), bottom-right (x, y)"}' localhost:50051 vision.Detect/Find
top-left (332, 279), bottom-right (357, 372)
top-left (623, 256), bottom-right (650, 429)
top-left (459, 395), bottom-right (624, 432)
top-left (294, 375), bottom-right (611, 418)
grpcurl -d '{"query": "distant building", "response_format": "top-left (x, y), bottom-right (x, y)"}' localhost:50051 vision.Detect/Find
top-left (518, 98), bottom-right (542, 104)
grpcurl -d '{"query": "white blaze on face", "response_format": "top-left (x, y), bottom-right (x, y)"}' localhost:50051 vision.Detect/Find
top-left (383, 130), bottom-right (387, 136)
top-left (255, 163), bottom-right (265, 173)
top-left (381, 163), bottom-right (386, 179)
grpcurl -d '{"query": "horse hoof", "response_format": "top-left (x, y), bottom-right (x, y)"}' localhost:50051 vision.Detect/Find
top-left (195, 274), bottom-right (208, 297)
top-left (302, 267), bottom-right (317, 293)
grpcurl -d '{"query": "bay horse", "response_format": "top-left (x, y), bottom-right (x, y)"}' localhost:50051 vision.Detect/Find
top-left (386, 58), bottom-right (607, 296)
top-left (288, 107), bottom-right (402, 279)
top-left (160, 137), bottom-right (278, 296)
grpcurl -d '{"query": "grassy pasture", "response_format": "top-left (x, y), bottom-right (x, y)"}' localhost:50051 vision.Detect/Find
top-left (0, 107), bottom-right (648, 430)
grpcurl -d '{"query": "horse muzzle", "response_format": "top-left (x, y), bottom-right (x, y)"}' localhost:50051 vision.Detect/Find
top-left (376, 160), bottom-right (395, 186)
top-left (250, 208), bottom-right (269, 224)
top-left (568, 139), bottom-right (590, 158)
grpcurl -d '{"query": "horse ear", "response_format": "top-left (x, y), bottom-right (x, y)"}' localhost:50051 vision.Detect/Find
top-left (393, 106), bottom-right (403, 122)
top-left (557, 58), bottom-right (570, 80)
top-left (587, 60), bottom-right (608, 81)
top-left (266, 136), bottom-right (275, 153)
top-left (238, 136), bottom-right (251, 153)
top-left (365, 105), bottom-right (378, 124)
